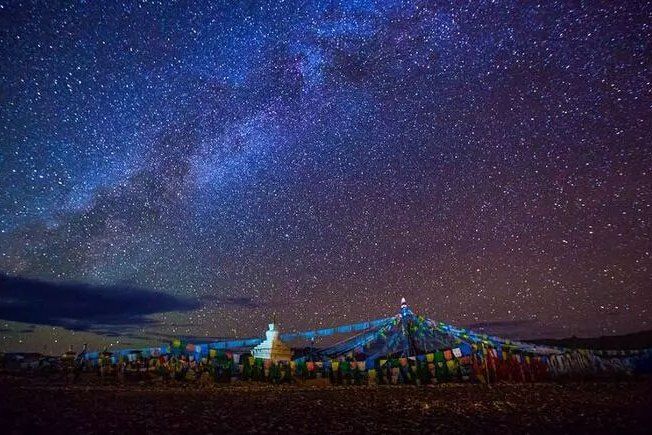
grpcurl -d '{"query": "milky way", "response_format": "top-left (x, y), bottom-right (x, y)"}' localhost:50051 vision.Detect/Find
top-left (1, 1), bottom-right (650, 353)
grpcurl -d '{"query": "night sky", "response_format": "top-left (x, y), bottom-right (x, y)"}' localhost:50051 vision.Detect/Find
top-left (1, 0), bottom-right (650, 354)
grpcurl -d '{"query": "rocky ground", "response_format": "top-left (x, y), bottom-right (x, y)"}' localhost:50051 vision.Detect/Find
top-left (1, 374), bottom-right (650, 434)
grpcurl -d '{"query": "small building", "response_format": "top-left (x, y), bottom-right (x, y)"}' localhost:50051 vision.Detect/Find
top-left (251, 323), bottom-right (293, 363)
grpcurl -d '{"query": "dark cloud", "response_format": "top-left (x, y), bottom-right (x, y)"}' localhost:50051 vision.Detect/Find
top-left (465, 320), bottom-right (539, 338)
top-left (18, 327), bottom-right (35, 333)
top-left (467, 320), bottom-right (537, 330)
top-left (221, 296), bottom-right (258, 309)
top-left (0, 273), bottom-right (200, 332)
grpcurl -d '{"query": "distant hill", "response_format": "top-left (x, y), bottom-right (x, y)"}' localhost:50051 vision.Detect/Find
top-left (529, 330), bottom-right (652, 350)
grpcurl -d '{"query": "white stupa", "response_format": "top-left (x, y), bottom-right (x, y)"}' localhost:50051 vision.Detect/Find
top-left (251, 322), bottom-right (293, 363)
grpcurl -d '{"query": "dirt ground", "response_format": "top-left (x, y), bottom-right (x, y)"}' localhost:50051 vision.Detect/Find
top-left (1, 374), bottom-right (650, 434)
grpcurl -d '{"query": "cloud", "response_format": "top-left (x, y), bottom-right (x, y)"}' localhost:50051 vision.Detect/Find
top-left (221, 296), bottom-right (258, 308)
top-left (198, 294), bottom-right (260, 309)
top-left (0, 273), bottom-right (200, 333)
top-left (466, 320), bottom-right (536, 330)
top-left (465, 319), bottom-right (540, 338)
top-left (465, 319), bottom-right (572, 340)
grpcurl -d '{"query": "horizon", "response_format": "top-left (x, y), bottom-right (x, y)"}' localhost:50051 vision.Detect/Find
top-left (1, 271), bottom-right (649, 354)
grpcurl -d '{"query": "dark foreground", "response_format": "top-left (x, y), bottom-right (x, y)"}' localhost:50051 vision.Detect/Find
top-left (1, 375), bottom-right (650, 434)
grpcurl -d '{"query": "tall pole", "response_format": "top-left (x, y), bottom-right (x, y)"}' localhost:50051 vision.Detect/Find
top-left (400, 297), bottom-right (416, 358)
top-left (481, 342), bottom-right (490, 387)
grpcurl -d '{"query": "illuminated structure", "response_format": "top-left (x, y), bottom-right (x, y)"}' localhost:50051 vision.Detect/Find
top-left (251, 322), bottom-right (293, 363)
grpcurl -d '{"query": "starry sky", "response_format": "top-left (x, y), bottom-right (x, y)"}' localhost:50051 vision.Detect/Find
top-left (1, 0), bottom-right (650, 354)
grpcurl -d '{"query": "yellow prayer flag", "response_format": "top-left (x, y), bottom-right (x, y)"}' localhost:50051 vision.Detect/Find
top-left (426, 353), bottom-right (434, 362)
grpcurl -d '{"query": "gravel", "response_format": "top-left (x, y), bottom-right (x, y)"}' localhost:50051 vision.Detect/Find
top-left (1, 374), bottom-right (650, 434)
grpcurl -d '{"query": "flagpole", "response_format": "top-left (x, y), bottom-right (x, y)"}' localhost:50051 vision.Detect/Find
top-left (481, 342), bottom-right (491, 387)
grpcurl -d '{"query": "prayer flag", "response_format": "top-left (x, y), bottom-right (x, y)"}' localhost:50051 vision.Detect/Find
top-left (460, 343), bottom-right (473, 356)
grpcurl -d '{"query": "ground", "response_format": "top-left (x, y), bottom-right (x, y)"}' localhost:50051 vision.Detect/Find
top-left (1, 374), bottom-right (650, 434)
